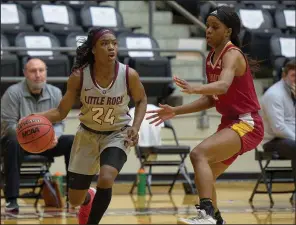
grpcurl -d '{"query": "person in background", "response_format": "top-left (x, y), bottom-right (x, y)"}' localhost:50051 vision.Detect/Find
top-left (261, 59), bottom-right (296, 179)
top-left (1, 58), bottom-right (74, 212)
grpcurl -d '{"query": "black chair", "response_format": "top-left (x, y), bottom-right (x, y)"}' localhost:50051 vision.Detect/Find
top-left (15, 32), bottom-right (70, 94)
top-left (80, 5), bottom-right (140, 36)
top-left (242, 1), bottom-right (281, 17)
top-left (236, 6), bottom-right (282, 77)
top-left (64, 31), bottom-right (88, 67)
top-left (11, 1), bottom-right (52, 24)
top-left (55, 1), bottom-right (98, 26)
top-left (199, 1), bottom-right (238, 23)
top-left (117, 32), bottom-right (175, 104)
top-left (1, 33), bottom-right (20, 96)
top-left (280, 0), bottom-right (296, 9)
top-left (274, 8), bottom-right (296, 34)
top-left (1, 3), bottom-right (35, 46)
top-left (31, 3), bottom-right (84, 46)
top-left (0, 138), bottom-right (54, 207)
top-left (270, 33), bottom-right (295, 82)
top-left (129, 120), bottom-right (196, 195)
top-left (249, 147), bottom-right (296, 208)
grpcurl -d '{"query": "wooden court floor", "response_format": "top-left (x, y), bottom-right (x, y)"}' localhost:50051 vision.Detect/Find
top-left (1, 182), bottom-right (295, 224)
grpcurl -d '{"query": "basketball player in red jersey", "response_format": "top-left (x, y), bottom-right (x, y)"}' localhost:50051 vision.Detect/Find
top-left (147, 6), bottom-right (264, 224)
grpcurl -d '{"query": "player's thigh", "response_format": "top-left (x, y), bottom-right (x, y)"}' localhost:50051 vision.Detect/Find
top-left (97, 128), bottom-right (129, 186)
top-left (100, 147), bottom-right (127, 174)
top-left (192, 128), bottom-right (241, 164)
top-left (68, 126), bottom-right (101, 176)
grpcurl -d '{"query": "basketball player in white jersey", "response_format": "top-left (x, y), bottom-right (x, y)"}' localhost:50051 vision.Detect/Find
top-left (36, 28), bottom-right (147, 224)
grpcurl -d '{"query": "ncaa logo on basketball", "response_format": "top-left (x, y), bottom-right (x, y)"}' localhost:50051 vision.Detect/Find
top-left (22, 127), bottom-right (40, 138)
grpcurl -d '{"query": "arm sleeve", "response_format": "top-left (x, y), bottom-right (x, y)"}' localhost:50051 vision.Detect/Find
top-left (262, 93), bottom-right (295, 140)
top-left (1, 88), bottom-right (20, 137)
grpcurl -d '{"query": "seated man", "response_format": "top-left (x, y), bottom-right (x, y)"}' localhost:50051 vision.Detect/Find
top-left (261, 59), bottom-right (296, 177)
top-left (1, 58), bottom-right (74, 211)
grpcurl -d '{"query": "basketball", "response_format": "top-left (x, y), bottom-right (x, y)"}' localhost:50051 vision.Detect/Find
top-left (16, 115), bottom-right (55, 154)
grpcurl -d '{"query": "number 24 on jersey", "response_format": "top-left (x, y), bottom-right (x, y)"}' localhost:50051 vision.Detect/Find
top-left (92, 107), bottom-right (115, 125)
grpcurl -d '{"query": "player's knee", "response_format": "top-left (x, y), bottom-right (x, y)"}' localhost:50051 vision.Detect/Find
top-left (97, 173), bottom-right (116, 188)
top-left (68, 189), bottom-right (87, 207)
top-left (190, 146), bottom-right (207, 163)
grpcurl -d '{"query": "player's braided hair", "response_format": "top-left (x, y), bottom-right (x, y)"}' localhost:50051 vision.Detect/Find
top-left (71, 28), bottom-right (106, 72)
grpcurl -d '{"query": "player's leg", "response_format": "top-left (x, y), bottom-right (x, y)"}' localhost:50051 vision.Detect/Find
top-left (191, 128), bottom-right (241, 215)
top-left (178, 128), bottom-right (241, 224)
top-left (66, 126), bottom-right (100, 210)
top-left (86, 127), bottom-right (130, 224)
top-left (193, 162), bottom-right (229, 224)
top-left (210, 162), bottom-right (230, 224)
top-left (2, 134), bottom-right (23, 211)
top-left (179, 114), bottom-right (263, 224)
top-left (87, 147), bottom-right (127, 224)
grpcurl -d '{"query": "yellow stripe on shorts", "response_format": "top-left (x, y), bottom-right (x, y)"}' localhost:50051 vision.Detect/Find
top-left (231, 121), bottom-right (254, 137)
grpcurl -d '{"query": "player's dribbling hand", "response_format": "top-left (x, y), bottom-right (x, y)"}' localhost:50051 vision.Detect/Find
top-left (47, 135), bottom-right (58, 150)
top-left (125, 126), bottom-right (139, 147)
top-left (146, 103), bottom-right (175, 126)
top-left (173, 76), bottom-right (197, 94)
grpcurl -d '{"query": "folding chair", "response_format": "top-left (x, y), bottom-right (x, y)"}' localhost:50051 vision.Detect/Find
top-left (0, 138), bottom-right (54, 207)
top-left (1, 33), bottom-right (20, 96)
top-left (270, 33), bottom-right (295, 82)
top-left (129, 120), bottom-right (196, 195)
top-left (249, 147), bottom-right (296, 208)
top-left (117, 32), bottom-right (175, 104)
top-left (18, 155), bottom-right (54, 207)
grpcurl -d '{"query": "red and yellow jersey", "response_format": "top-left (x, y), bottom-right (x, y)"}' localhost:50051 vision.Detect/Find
top-left (206, 41), bottom-right (261, 117)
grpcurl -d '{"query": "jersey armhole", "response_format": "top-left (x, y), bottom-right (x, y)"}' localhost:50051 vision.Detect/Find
top-left (125, 65), bottom-right (131, 96)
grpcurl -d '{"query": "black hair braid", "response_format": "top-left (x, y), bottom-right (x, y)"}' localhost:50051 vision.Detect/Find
top-left (229, 12), bottom-right (241, 48)
top-left (71, 28), bottom-right (106, 72)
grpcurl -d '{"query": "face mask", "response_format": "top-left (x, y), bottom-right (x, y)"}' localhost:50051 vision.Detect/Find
top-left (26, 79), bottom-right (46, 92)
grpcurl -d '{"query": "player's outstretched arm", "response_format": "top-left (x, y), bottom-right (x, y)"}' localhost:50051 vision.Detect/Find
top-left (174, 95), bottom-right (215, 115)
top-left (39, 71), bottom-right (81, 123)
top-left (146, 95), bottom-right (215, 126)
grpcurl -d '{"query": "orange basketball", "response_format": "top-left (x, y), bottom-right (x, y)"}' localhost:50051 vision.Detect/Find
top-left (16, 115), bottom-right (55, 154)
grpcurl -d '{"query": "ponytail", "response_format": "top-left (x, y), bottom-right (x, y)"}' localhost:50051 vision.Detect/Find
top-left (230, 34), bottom-right (241, 48)
top-left (231, 34), bottom-right (260, 74)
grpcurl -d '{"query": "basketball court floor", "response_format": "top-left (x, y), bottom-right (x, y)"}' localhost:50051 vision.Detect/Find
top-left (1, 182), bottom-right (295, 224)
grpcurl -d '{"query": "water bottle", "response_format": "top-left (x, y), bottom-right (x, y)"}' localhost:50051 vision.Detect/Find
top-left (137, 168), bottom-right (146, 196)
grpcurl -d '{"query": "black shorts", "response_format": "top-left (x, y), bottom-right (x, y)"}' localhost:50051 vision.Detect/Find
top-left (68, 147), bottom-right (127, 190)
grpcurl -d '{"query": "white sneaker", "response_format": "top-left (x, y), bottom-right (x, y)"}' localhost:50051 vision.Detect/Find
top-left (177, 209), bottom-right (217, 224)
